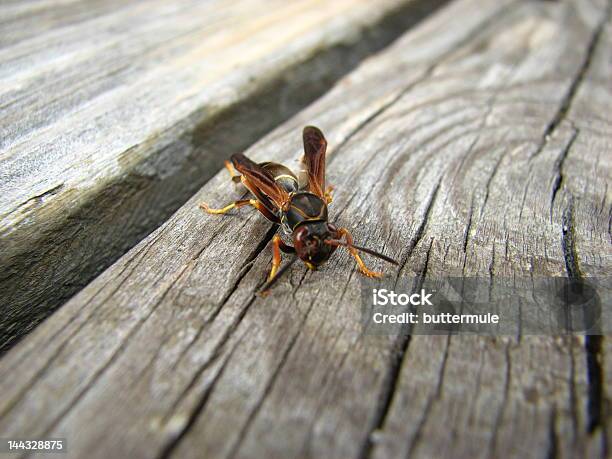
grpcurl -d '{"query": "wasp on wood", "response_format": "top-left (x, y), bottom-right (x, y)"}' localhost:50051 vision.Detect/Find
top-left (200, 126), bottom-right (398, 292)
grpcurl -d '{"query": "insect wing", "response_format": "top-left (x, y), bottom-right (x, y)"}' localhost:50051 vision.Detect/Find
top-left (302, 126), bottom-right (327, 197)
top-left (231, 153), bottom-right (289, 209)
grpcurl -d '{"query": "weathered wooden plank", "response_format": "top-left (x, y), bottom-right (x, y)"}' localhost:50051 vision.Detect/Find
top-left (0, 0), bottom-right (447, 351)
top-left (553, 9), bottom-right (612, 456)
top-left (0, 0), bottom-right (132, 47)
top-left (368, 0), bottom-right (612, 457)
top-left (0, 1), bottom-right (610, 459)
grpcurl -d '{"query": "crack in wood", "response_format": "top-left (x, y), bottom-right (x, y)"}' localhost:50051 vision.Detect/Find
top-left (225, 291), bottom-right (323, 459)
top-left (207, 224), bottom-right (279, 323)
top-left (585, 336), bottom-right (605, 438)
top-left (487, 340), bottom-right (513, 457)
top-left (549, 127), bottom-right (579, 221)
top-left (547, 406), bottom-right (559, 459)
top-left (157, 340), bottom-right (238, 459)
top-left (22, 260), bottom-right (195, 459)
top-left (152, 227), bottom-right (285, 452)
top-left (562, 196), bottom-right (607, 446)
top-left (405, 334), bottom-right (452, 458)
top-left (463, 195), bottom-right (475, 253)
top-left (333, 0), bottom-right (519, 176)
top-left (397, 176), bottom-right (442, 278)
top-left (569, 337), bottom-right (580, 441)
top-left (154, 218), bottom-right (323, 458)
top-left (561, 198), bottom-right (580, 281)
top-left (298, 271), bottom-right (360, 455)
top-left (4, 183), bottom-right (65, 218)
top-left (358, 237), bottom-right (434, 459)
top-left (531, 1), bottom-right (612, 442)
top-left (531, 0), bottom-right (611, 159)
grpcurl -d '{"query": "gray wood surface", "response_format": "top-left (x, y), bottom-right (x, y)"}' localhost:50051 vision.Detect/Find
top-left (0, 0), bottom-right (445, 351)
top-left (0, 0), bottom-right (610, 458)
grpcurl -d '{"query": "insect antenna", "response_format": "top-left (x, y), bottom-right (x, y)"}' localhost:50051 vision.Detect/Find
top-left (324, 239), bottom-right (399, 265)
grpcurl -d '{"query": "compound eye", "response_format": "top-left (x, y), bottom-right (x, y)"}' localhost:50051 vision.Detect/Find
top-left (292, 225), bottom-right (310, 248)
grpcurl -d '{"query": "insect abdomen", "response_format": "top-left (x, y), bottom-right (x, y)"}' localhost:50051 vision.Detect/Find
top-left (260, 162), bottom-right (299, 193)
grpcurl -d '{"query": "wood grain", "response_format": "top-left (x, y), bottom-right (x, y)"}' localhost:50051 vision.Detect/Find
top-left (0, 0), bottom-right (448, 351)
top-left (0, 0), bottom-right (610, 458)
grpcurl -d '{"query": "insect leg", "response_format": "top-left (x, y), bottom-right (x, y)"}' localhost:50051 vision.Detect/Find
top-left (200, 192), bottom-right (280, 223)
top-left (268, 235), bottom-right (283, 281)
top-left (200, 198), bottom-right (279, 222)
top-left (224, 160), bottom-right (242, 183)
top-left (264, 235), bottom-right (296, 289)
top-left (337, 228), bottom-right (382, 278)
top-left (199, 199), bottom-right (256, 214)
top-left (200, 198), bottom-right (279, 221)
top-left (258, 256), bottom-right (297, 296)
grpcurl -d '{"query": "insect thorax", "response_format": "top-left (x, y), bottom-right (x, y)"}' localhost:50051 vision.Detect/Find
top-left (280, 192), bottom-right (328, 234)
